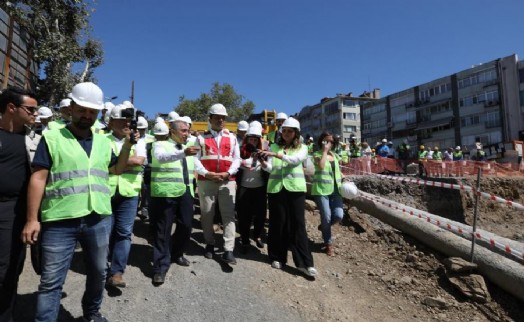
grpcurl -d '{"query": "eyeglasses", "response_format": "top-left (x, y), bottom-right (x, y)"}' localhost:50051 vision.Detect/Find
top-left (18, 105), bottom-right (38, 115)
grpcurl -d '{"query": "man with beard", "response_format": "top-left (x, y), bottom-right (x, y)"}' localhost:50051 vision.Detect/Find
top-left (0, 87), bottom-right (38, 322)
top-left (22, 82), bottom-right (138, 322)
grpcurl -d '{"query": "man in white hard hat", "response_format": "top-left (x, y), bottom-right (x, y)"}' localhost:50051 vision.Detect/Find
top-left (267, 112), bottom-right (287, 145)
top-left (194, 103), bottom-right (241, 264)
top-left (48, 98), bottom-right (71, 130)
top-left (97, 101), bottom-right (115, 133)
top-left (237, 120), bottom-right (249, 144)
top-left (149, 118), bottom-right (200, 285)
top-left (0, 87), bottom-right (38, 321)
top-left (105, 104), bottom-right (147, 289)
top-left (37, 106), bottom-right (53, 133)
top-left (22, 82), bottom-right (139, 322)
top-left (135, 116), bottom-right (154, 222)
top-left (166, 111), bottom-right (179, 123)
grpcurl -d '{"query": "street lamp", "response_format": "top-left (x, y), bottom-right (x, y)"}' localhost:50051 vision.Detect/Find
top-left (105, 95), bottom-right (118, 102)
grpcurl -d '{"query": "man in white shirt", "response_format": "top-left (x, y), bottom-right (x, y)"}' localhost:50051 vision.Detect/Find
top-left (194, 104), bottom-right (241, 264)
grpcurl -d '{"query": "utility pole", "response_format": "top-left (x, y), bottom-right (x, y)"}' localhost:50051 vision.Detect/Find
top-left (130, 80), bottom-right (135, 104)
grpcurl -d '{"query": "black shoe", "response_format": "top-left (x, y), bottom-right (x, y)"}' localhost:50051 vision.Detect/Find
top-left (82, 312), bottom-right (108, 322)
top-left (204, 245), bottom-right (214, 259)
top-left (222, 251), bottom-right (237, 265)
top-left (254, 238), bottom-right (264, 248)
top-left (174, 256), bottom-right (190, 267)
top-left (152, 272), bottom-right (166, 286)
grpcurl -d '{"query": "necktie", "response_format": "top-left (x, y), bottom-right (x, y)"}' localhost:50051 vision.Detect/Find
top-left (177, 144), bottom-right (189, 185)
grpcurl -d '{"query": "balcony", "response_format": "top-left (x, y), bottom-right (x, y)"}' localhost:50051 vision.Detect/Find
top-left (483, 100), bottom-right (499, 108)
top-left (485, 121), bottom-right (501, 129)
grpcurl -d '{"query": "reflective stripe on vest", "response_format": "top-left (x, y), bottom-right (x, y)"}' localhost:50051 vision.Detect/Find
top-left (267, 144), bottom-right (307, 193)
top-left (311, 151), bottom-right (342, 195)
top-left (107, 135), bottom-right (143, 197)
top-left (151, 140), bottom-right (195, 198)
top-left (197, 129), bottom-right (236, 180)
top-left (41, 128), bottom-right (112, 222)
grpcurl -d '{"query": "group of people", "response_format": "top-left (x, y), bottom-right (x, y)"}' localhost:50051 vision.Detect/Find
top-left (1, 83), bottom-right (356, 322)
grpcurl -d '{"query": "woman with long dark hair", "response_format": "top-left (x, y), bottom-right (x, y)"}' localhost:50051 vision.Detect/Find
top-left (259, 117), bottom-right (317, 277)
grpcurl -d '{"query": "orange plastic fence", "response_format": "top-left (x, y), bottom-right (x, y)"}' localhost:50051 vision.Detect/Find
top-left (339, 157), bottom-right (524, 177)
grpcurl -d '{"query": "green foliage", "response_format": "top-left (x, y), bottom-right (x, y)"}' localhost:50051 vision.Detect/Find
top-left (175, 82), bottom-right (255, 122)
top-left (4, 0), bottom-right (103, 106)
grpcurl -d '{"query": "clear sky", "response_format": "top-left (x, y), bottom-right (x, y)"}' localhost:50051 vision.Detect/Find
top-left (89, 0), bottom-right (524, 120)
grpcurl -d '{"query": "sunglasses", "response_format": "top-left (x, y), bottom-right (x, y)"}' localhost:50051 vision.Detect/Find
top-left (18, 104), bottom-right (38, 115)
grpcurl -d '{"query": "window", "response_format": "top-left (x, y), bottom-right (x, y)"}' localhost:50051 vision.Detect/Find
top-left (519, 69), bottom-right (524, 83)
top-left (324, 101), bottom-right (339, 114)
top-left (458, 68), bottom-right (497, 88)
top-left (344, 125), bottom-right (357, 133)
top-left (485, 112), bottom-right (500, 128)
top-left (343, 112), bottom-right (357, 120)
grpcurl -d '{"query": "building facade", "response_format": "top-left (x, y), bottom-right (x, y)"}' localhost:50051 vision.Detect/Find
top-left (297, 89), bottom-right (380, 144)
top-left (362, 54), bottom-right (524, 159)
top-left (0, 7), bottom-right (37, 90)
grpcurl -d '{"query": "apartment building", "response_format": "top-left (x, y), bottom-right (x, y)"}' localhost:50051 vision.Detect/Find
top-left (361, 54), bottom-right (524, 159)
top-left (297, 89), bottom-right (380, 144)
top-left (0, 7), bottom-right (37, 90)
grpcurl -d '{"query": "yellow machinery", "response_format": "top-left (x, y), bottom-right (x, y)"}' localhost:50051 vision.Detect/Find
top-left (247, 109), bottom-right (277, 134)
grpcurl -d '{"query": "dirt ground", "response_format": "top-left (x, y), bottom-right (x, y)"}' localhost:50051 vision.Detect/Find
top-left (15, 175), bottom-right (524, 321)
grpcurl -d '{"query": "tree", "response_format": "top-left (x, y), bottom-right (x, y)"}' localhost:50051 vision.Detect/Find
top-left (4, 0), bottom-right (103, 106)
top-left (175, 82), bottom-right (255, 122)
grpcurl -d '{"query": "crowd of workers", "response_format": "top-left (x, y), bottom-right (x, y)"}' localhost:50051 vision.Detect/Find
top-left (1, 83), bottom-right (360, 322)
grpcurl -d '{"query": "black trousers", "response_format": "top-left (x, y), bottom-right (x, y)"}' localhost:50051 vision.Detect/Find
top-left (0, 199), bottom-right (26, 322)
top-left (267, 189), bottom-right (313, 268)
top-left (237, 186), bottom-right (267, 243)
top-left (150, 188), bottom-right (194, 274)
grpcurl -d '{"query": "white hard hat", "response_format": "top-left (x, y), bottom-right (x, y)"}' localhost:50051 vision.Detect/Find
top-left (276, 112), bottom-right (288, 120)
top-left (455, 146), bottom-right (461, 150)
top-left (104, 106), bottom-right (112, 124)
top-left (209, 103), bottom-right (228, 116)
top-left (103, 102), bottom-right (115, 110)
top-left (249, 121), bottom-right (262, 129)
top-left (178, 116), bottom-right (192, 125)
top-left (137, 116), bottom-right (148, 129)
top-left (246, 126), bottom-right (262, 137)
top-left (382, 138), bottom-right (388, 143)
top-left (281, 117), bottom-right (300, 131)
top-left (59, 98), bottom-right (72, 109)
top-left (110, 104), bottom-right (134, 120)
top-left (68, 82), bottom-right (104, 110)
top-left (340, 181), bottom-right (358, 199)
top-left (167, 111), bottom-right (180, 122)
top-left (38, 106), bottom-right (53, 118)
top-left (237, 120), bottom-right (249, 131)
top-left (122, 100), bottom-right (134, 109)
top-left (155, 116), bottom-right (165, 124)
top-left (153, 121), bottom-right (169, 135)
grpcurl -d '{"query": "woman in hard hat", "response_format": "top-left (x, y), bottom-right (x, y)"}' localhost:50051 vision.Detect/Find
top-left (236, 123), bottom-right (268, 252)
top-left (258, 117), bottom-right (317, 277)
top-left (311, 132), bottom-right (343, 256)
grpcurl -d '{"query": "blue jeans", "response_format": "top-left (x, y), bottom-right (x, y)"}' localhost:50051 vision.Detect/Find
top-left (36, 213), bottom-right (111, 322)
top-left (314, 193), bottom-right (344, 244)
top-left (109, 192), bottom-right (139, 275)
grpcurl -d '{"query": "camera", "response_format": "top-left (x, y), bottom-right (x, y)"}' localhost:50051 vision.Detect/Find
top-left (244, 143), bottom-right (267, 161)
top-left (121, 108), bottom-right (138, 144)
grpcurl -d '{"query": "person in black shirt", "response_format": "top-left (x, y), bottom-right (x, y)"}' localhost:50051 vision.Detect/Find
top-left (0, 87), bottom-right (38, 321)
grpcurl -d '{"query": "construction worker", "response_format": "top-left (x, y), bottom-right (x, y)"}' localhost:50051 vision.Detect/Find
top-left (267, 112), bottom-right (287, 145)
top-left (237, 120), bottom-right (249, 144)
top-left (398, 139), bottom-right (411, 173)
top-left (432, 147), bottom-right (443, 161)
top-left (307, 137), bottom-right (315, 155)
top-left (137, 116), bottom-right (153, 222)
top-left (453, 146), bottom-right (464, 161)
top-left (377, 139), bottom-right (389, 157)
top-left (150, 118), bottom-right (200, 285)
top-left (418, 145), bottom-right (428, 176)
top-left (349, 139), bottom-right (361, 159)
top-left (474, 142), bottom-right (486, 161)
top-left (22, 82), bottom-right (138, 322)
top-left (47, 98), bottom-right (71, 130)
top-left (37, 106), bottom-right (53, 133)
top-left (194, 103), bottom-right (241, 264)
top-left (105, 104), bottom-right (146, 289)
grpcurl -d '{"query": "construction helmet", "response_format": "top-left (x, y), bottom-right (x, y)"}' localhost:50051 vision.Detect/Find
top-left (276, 112), bottom-right (288, 120)
top-left (103, 102), bottom-right (115, 110)
top-left (110, 104), bottom-right (133, 120)
top-left (59, 98), bottom-right (72, 109)
top-left (167, 111), bottom-right (180, 122)
top-left (237, 120), bottom-right (249, 131)
top-left (209, 103), bottom-right (228, 116)
top-left (249, 120), bottom-right (262, 129)
top-left (122, 100), bottom-right (134, 109)
top-left (137, 116), bottom-right (148, 129)
top-left (420, 145), bottom-right (425, 150)
top-left (382, 138), bottom-right (388, 143)
top-left (37, 106), bottom-right (53, 119)
top-left (434, 146), bottom-right (439, 151)
top-left (155, 116), bottom-right (165, 124)
top-left (153, 121), bottom-right (169, 135)
top-left (281, 117), bottom-right (300, 131)
top-left (340, 181), bottom-right (358, 199)
top-left (69, 82), bottom-right (104, 110)
top-left (178, 116), bottom-right (192, 125)
top-left (246, 126), bottom-right (262, 137)
top-left (455, 146), bottom-right (461, 150)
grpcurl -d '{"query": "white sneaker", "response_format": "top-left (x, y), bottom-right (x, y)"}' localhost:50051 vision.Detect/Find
top-left (271, 261), bottom-right (282, 269)
top-left (298, 266), bottom-right (318, 277)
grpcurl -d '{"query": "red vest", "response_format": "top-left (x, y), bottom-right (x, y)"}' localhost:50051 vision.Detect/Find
top-left (198, 129), bottom-right (236, 180)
